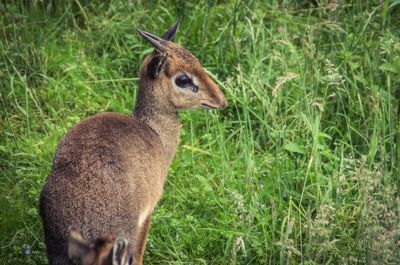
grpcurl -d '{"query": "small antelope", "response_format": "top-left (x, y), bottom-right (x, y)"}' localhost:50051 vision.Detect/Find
top-left (68, 231), bottom-right (132, 265)
top-left (40, 18), bottom-right (227, 265)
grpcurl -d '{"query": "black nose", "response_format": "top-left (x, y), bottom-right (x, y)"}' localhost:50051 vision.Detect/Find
top-left (219, 98), bottom-right (228, 109)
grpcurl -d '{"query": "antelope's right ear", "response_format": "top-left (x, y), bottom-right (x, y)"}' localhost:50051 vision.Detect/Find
top-left (137, 28), bottom-right (167, 53)
top-left (111, 238), bottom-right (132, 265)
top-left (147, 53), bottom-right (169, 79)
top-left (68, 231), bottom-right (96, 265)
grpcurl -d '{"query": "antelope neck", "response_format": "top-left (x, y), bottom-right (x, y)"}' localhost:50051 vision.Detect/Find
top-left (134, 101), bottom-right (182, 167)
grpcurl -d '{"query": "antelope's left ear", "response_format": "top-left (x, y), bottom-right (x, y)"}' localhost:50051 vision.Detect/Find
top-left (162, 17), bottom-right (182, 41)
top-left (68, 231), bottom-right (96, 265)
top-left (147, 53), bottom-right (169, 78)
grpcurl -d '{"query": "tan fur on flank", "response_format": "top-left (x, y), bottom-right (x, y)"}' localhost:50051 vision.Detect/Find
top-left (39, 19), bottom-right (227, 265)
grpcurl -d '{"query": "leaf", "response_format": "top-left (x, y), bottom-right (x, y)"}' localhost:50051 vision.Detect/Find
top-left (317, 132), bottom-right (332, 140)
top-left (379, 63), bottom-right (400, 74)
top-left (284, 142), bottom-right (306, 155)
top-left (389, 0), bottom-right (400, 9)
top-left (182, 145), bottom-right (211, 155)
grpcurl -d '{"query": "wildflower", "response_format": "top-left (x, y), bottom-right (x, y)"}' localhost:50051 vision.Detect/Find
top-left (23, 245), bottom-right (31, 255)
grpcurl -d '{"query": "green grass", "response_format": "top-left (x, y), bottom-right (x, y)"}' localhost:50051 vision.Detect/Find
top-left (1, 0), bottom-right (400, 264)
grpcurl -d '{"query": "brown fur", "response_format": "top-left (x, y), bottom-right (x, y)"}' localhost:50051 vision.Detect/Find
top-left (40, 21), bottom-right (227, 265)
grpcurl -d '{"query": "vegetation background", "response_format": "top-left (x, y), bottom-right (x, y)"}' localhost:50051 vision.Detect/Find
top-left (1, 0), bottom-right (399, 264)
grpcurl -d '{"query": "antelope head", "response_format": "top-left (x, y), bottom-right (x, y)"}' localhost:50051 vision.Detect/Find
top-left (136, 18), bottom-right (228, 113)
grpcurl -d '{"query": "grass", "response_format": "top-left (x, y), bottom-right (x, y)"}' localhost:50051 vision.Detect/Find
top-left (1, 0), bottom-right (399, 264)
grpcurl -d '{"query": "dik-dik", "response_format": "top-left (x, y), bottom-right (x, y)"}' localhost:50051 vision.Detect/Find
top-left (39, 19), bottom-right (227, 265)
top-left (68, 231), bottom-right (132, 265)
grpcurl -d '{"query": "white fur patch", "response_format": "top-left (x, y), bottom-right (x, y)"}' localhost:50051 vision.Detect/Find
top-left (137, 207), bottom-right (151, 227)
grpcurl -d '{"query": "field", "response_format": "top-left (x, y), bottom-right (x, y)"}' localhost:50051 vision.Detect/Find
top-left (1, 0), bottom-right (399, 264)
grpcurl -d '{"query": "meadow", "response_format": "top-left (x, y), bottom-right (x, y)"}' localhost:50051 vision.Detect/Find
top-left (1, 0), bottom-right (399, 264)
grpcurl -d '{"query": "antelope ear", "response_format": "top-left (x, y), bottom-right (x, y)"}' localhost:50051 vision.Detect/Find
top-left (111, 239), bottom-right (131, 264)
top-left (69, 230), bottom-right (83, 241)
top-left (147, 53), bottom-right (168, 78)
top-left (137, 28), bottom-right (167, 52)
top-left (162, 17), bottom-right (182, 41)
top-left (68, 231), bottom-right (96, 265)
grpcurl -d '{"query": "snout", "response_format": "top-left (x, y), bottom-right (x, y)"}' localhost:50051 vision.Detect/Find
top-left (212, 86), bottom-right (228, 109)
top-left (202, 79), bottom-right (228, 110)
top-left (200, 91), bottom-right (227, 110)
top-left (219, 96), bottom-right (228, 109)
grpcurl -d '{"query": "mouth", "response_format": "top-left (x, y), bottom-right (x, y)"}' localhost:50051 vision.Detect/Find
top-left (201, 103), bottom-right (219, 109)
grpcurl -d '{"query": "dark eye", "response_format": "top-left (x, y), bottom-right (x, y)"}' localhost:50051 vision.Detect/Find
top-left (128, 255), bottom-right (133, 265)
top-left (175, 75), bottom-right (192, 88)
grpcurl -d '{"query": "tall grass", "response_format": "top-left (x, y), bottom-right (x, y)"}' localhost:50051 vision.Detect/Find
top-left (1, 1), bottom-right (399, 264)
